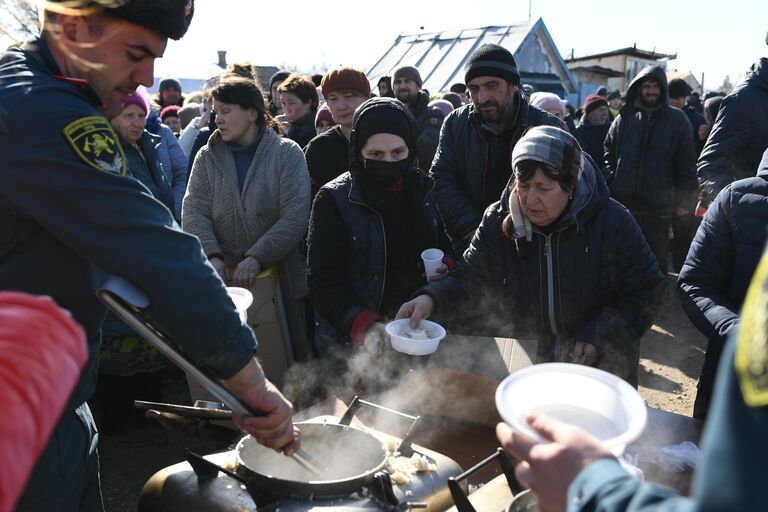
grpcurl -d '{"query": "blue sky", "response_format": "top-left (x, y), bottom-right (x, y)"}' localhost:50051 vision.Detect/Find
top-left (156, 0), bottom-right (766, 92)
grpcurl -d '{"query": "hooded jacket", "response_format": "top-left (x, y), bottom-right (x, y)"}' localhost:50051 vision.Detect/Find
top-left (307, 98), bottom-right (454, 354)
top-left (697, 58), bottom-right (768, 202)
top-left (678, 148), bottom-right (768, 414)
top-left (431, 92), bottom-right (566, 246)
top-left (422, 155), bottom-right (665, 386)
top-left (604, 66), bottom-right (698, 216)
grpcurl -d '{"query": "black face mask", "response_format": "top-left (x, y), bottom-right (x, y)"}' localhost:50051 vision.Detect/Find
top-left (363, 158), bottom-right (411, 188)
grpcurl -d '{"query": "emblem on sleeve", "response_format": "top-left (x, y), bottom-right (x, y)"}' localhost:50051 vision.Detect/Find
top-left (63, 116), bottom-right (127, 176)
top-left (735, 251), bottom-right (768, 407)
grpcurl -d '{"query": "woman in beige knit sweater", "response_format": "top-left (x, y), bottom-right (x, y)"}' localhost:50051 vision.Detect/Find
top-left (182, 77), bottom-right (311, 361)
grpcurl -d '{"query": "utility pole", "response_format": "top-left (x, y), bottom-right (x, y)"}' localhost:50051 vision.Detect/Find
top-left (528, 0), bottom-right (532, 20)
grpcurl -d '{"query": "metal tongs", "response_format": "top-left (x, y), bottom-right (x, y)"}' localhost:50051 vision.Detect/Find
top-left (97, 276), bottom-right (328, 479)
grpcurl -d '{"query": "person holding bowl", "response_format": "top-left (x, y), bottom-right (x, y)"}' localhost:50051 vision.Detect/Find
top-left (307, 97), bottom-right (454, 358)
top-left (397, 126), bottom-right (665, 386)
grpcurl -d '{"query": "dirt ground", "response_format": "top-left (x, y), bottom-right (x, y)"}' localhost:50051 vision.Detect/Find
top-left (97, 279), bottom-right (706, 511)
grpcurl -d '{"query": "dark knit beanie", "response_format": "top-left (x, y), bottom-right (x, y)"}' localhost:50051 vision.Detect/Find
top-left (449, 82), bottom-right (467, 93)
top-left (321, 67), bottom-right (371, 98)
top-left (464, 44), bottom-right (520, 86)
top-left (160, 105), bottom-right (181, 121)
top-left (583, 94), bottom-right (608, 114)
top-left (48, 0), bottom-right (194, 40)
top-left (606, 89), bottom-right (621, 101)
top-left (595, 86), bottom-right (608, 97)
top-left (352, 97), bottom-right (417, 158)
top-left (393, 65), bottom-right (423, 88)
top-left (269, 70), bottom-right (291, 89)
top-left (668, 78), bottom-right (693, 99)
top-left (442, 92), bottom-right (463, 109)
top-left (159, 77), bottom-right (182, 92)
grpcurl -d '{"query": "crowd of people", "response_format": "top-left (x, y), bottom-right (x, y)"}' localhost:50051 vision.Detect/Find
top-left (2, 1), bottom-right (768, 511)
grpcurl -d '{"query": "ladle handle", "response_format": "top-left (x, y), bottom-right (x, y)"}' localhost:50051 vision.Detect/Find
top-left (97, 287), bottom-right (255, 419)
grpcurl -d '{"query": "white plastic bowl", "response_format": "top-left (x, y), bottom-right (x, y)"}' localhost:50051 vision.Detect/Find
top-left (495, 363), bottom-right (647, 455)
top-left (226, 287), bottom-right (253, 324)
top-left (385, 319), bottom-right (446, 355)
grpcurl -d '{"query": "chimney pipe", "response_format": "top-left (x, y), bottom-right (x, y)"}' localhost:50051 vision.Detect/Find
top-left (217, 50), bottom-right (227, 69)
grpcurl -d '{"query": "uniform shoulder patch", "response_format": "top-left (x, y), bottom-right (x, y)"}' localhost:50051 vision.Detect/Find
top-left (735, 250), bottom-right (768, 407)
top-left (63, 116), bottom-right (126, 176)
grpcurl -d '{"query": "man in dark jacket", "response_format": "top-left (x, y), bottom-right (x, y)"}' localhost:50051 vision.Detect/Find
top-left (667, 78), bottom-right (706, 271)
top-left (393, 65), bottom-right (444, 171)
top-left (152, 76), bottom-right (185, 109)
top-left (573, 94), bottom-right (610, 172)
top-left (678, 148), bottom-right (768, 420)
top-left (697, 55), bottom-right (768, 203)
top-left (431, 44), bottom-right (566, 250)
top-left (669, 78), bottom-right (707, 156)
top-left (604, 65), bottom-right (698, 273)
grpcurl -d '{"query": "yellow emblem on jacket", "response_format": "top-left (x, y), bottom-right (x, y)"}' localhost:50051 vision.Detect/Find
top-left (63, 116), bottom-right (127, 176)
top-left (735, 248), bottom-right (768, 407)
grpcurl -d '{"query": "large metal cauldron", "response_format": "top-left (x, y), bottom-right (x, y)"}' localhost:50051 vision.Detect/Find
top-left (233, 421), bottom-right (389, 498)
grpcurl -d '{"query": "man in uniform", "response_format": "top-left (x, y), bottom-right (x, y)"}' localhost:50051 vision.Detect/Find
top-left (0, 1), bottom-right (297, 510)
top-left (497, 247), bottom-right (768, 511)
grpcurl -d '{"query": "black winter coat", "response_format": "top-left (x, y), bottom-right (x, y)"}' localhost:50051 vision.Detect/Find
top-left (697, 58), bottom-right (768, 202)
top-left (678, 149), bottom-right (768, 395)
top-left (307, 167), bottom-right (454, 354)
top-left (431, 94), bottom-right (566, 244)
top-left (286, 110), bottom-right (317, 149)
top-left (307, 99), bottom-right (454, 354)
top-left (408, 91), bottom-right (444, 171)
top-left (422, 158), bottom-right (665, 386)
top-left (682, 104), bottom-right (706, 156)
top-left (604, 66), bottom-right (698, 216)
top-left (573, 115), bottom-right (609, 172)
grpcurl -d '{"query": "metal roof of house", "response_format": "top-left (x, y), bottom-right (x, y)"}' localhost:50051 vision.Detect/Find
top-left (568, 65), bottom-right (624, 78)
top-left (566, 46), bottom-right (676, 63)
top-left (367, 19), bottom-right (578, 94)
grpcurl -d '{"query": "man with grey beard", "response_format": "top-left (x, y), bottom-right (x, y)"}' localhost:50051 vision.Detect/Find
top-left (430, 44), bottom-right (566, 251)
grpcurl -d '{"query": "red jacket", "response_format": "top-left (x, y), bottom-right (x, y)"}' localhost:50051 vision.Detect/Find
top-left (0, 293), bottom-right (87, 512)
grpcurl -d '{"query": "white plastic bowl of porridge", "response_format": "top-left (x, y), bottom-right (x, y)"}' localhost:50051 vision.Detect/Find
top-left (385, 319), bottom-right (446, 355)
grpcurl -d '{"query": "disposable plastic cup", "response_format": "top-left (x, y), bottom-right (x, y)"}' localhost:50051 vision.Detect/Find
top-left (421, 248), bottom-right (444, 283)
top-left (226, 287), bottom-right (253, 324)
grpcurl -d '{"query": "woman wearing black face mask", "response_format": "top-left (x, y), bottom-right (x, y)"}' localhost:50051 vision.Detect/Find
top-left (306, 97), bottom-right (455, 357)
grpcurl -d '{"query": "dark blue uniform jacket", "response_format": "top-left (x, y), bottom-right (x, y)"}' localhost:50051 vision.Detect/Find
top-left (0, 38), bottom-right (257, 506)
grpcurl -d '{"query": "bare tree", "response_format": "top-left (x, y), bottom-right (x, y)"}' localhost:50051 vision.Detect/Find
top-left (0, 0), bottom-right (41, 43)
